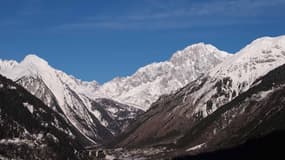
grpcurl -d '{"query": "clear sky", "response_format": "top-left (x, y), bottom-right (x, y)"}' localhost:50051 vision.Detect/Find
top-left (0, 0), bottom-right (285, 83)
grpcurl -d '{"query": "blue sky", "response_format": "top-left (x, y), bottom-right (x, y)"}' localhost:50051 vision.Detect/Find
top-left (0, 0), bottom-right (285, 83)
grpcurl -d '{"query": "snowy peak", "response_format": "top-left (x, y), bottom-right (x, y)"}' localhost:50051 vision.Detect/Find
top-left (185, 35), bottom-right (285, 117)
top-left (247, 35), bottom-right (285, 47)
top-left (236, 35), bottom-right (285, 59)
top-left (210, 35), bottom-right (285, 86)
top-left (94, 42), bottom-right (231, 110)
top-left (170, 43), bottom-right (229, 63)
top-left (1, 54), bottom-right (55, 82)
top-left (21, 54), bottom-right (49, 66)
top-left (189, 35), bottom-right (285, 117)
top-left (0, 54), bottom-right (142, 144)
top-left (19, 54), bottom-right (54, 79)
top-left (0, 54), bottom-right (99, 96)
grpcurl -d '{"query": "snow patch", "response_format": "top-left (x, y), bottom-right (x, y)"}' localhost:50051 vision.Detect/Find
top-left (8, 85), bottom-right (16, 90)
top-left (186, 143), bottom-right (206, 152)
top-left (23, 102), bottom-right (34, 114)
top-left (92, 110), bottom-right (109, 127)
top-left (105, 155), bottom-right (116, 160)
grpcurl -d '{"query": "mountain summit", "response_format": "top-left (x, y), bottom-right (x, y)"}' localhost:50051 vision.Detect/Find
top-left (22, 54), bottom-right (49, 65)
top-left (94, 43), bottom-right (231, 110)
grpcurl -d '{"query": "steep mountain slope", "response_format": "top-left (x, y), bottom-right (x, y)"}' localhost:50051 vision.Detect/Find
top-left (94, 43), bottom-right (231, 110)
top-left (175, 63), bottom-right (285, 154)
top-left (92, 98), bottom-right (143, 135)
top-left (0, 55), bottom-right (142, 144)
top-left (0, 74), bottom-right (83, 160)
top-left (114, 35), bottom-right (285, 147)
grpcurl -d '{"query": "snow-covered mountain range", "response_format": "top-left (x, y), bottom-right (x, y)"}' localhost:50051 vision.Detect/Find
top-left (0, 55), bottom-right (142, 145)
top-left (2, 35), bottom-right (284, 148)
top-left (1, 35), bottom-right (285, 159)
top-left (0, 44), bottom-right (228, 157)
top-left (114, 35), bottom-right (285, 148)
top-left (94, 43), bottom-right (231, 110)
top-left (0, 42), bottom-right (232, 142)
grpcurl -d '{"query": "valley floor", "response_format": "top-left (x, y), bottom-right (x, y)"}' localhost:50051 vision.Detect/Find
top-left (93, 130), bottom-right (285, 160)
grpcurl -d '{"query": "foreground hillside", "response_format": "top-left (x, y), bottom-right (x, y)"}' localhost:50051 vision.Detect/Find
top-left (0, 74), bottom-right (86, 159)
top-left (174, 130), bottom-right (285, 160)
